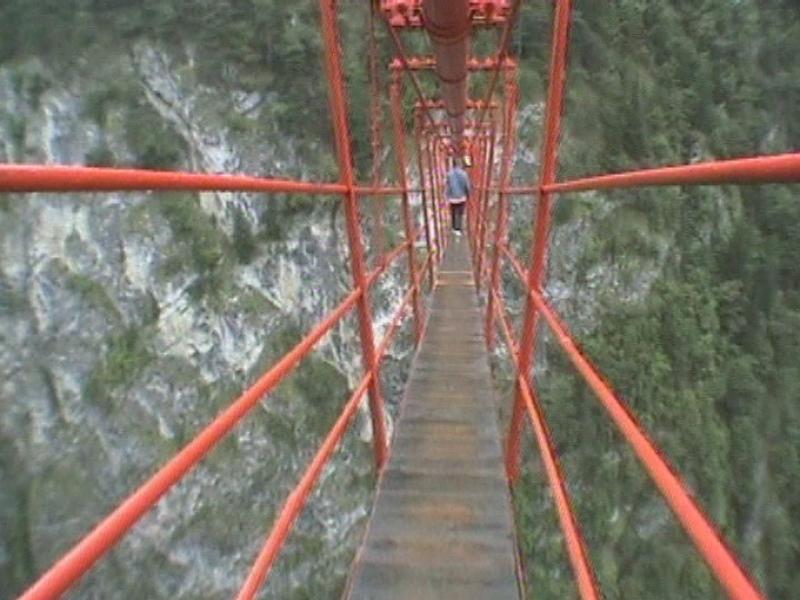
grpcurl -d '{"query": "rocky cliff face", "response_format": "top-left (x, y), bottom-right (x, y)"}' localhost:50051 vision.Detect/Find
top-left (0, 44), bottom-right (413, 599)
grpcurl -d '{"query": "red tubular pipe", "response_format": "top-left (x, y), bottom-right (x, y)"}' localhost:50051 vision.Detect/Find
top-left (421, 0), bottom-right (471, 149)
top-left (530, 291), bottom-right (765, 600)
top-left (544, 152), bottom-right (800, 194)
top-left (0, 164), bottom-right (349, 194)
top-left (0, 164), bottom-right (409, 197)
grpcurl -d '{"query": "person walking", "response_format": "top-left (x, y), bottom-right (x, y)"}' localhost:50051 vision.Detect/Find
top-left (445, 157), bottom-right (470, 236)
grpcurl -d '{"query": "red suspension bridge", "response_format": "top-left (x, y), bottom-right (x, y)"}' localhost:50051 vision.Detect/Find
top-left (3, 1), bottom-right (797, 598)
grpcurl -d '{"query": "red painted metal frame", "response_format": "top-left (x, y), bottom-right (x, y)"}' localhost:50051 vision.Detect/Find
top-left (474, 0), bottom-right (521, 130)
top-left (320, 0), bottom-right (389, 471)
top-left (505, 0), bottom-right (573, 484)
top-left (0, 164), bottom-right (405, 195)
top-left (475, 118), bottom-right (497, 291)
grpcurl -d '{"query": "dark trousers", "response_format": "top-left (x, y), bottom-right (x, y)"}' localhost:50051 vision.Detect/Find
top-left (450, 202), bottom-right (465, 231)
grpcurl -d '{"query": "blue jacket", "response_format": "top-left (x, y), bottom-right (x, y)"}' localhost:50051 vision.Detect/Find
top-left (445, 167), bottom-right (471, 200)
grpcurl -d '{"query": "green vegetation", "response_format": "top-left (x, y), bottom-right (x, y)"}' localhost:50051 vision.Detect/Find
top-left (85, 328), bottom-right (153, 409)
top-left (66, 272), bottom-right (121, 320)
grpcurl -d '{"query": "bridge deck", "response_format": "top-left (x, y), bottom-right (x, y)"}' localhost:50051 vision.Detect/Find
top-left (345, 237), bottom-right (521, 599)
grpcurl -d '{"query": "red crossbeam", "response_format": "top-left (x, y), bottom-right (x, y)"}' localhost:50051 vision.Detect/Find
top-left (0, 164), bottom-right (406, 196)
top-left (543, 152), bottom-right (800, 194)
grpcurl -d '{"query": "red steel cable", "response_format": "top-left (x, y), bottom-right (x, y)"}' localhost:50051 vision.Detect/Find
top-left (544, 152), bottom-right (800, 193)
top-left (506, 0), bottom-right (573, 483)
top-left (529, 290), bottom-right (765, 600)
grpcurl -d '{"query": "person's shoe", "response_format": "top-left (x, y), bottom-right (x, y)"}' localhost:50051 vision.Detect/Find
top-left (454, 230), bottom-right (462, 237)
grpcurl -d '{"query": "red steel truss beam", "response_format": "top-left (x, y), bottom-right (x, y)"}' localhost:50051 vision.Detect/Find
top-left (383, 24), bottom-right (440, 132)
top-left (415, 112), bottom-right (437, 288)
top-left (485, 70), bottom-right (518, 348)
top-left (474, 0), bottom-right (520, 130)
top-left (415, 99), bottom-right (499, 111)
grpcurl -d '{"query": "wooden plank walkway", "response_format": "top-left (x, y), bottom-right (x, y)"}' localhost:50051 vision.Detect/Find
top-left (345, 236), bottom-right (521, 599)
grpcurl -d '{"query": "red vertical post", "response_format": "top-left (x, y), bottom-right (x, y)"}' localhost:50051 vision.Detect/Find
top-left (506, 0), bottom-right (573, 482)
top-left (435, 139), bottom-right (449, 250)
top-left (485, 71), bottom-right (518, 349)
top-left (319, 0), bottom-right (388, 469)
top-left (425, 135), bottom-right (443, 262)
top-left (389, 72), bottom-right (424, 344)
top-left (368, 0), bottom-right (386, 264)
top-left (476, 124), bottom-right (496, 291)
top-left (415, 111), bottom-right (436, 289)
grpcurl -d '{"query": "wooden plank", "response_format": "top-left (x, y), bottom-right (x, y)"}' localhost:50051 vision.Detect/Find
top-left (345, 237), bottom-right (521, 599)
